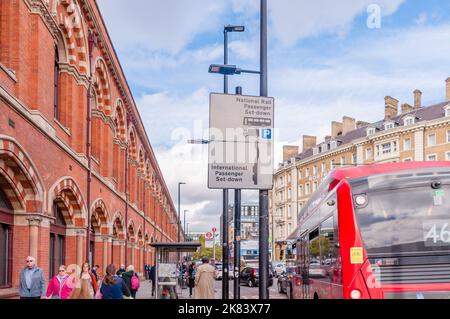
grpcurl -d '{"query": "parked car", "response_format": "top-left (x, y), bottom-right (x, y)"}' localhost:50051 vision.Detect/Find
top-left (272, 262), bottom-right (286, 277)
top-left (215, 264), bottom-right (235, 280)
top-left (239, 266), bottom-right (273, 288)
top-left (277, 266), bottom-right (296, 297)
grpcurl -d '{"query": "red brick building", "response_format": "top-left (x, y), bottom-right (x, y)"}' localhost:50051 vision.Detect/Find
top-left (0, 0), bottom-right (180, 292)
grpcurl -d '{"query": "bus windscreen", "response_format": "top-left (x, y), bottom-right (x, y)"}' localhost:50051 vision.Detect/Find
top-left (354, 184), bottom-right (450, 256)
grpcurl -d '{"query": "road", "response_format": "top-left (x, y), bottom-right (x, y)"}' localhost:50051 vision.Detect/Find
top-left (136, 277), bottom-right (287, 299)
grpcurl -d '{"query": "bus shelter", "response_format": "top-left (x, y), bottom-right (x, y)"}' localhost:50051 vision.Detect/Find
top-left (150, 242), bottom-right (201, 299)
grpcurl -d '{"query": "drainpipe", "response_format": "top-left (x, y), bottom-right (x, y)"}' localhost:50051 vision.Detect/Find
top-left (86, 30), bottom-right (97, 263)
top-left (124, 132), bottom-right (129, 266)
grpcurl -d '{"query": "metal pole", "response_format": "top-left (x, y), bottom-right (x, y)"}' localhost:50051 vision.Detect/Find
top-left (234, 86), bottom-right (243, 299)
top-left (178, 183), bottom-right (181, 243)
top-left (233, 188), bottom-right (241, 299)
top-left (259, 0), bottom-right (269, 299)
top-left (183, 211), bottom-right (187, 242)
top-left (222, 26), bottom-right (230, 300)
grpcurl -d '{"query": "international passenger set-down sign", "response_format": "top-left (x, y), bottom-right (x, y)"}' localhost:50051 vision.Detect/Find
top-left (208, 93), bottom-right (275, 190)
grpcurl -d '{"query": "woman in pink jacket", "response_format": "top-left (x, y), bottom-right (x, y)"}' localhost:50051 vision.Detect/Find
top-left (46, 265), bottom-right (74, 299)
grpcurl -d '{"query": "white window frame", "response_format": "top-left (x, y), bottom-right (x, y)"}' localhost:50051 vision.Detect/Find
top-left (446, 152), bottom-right (450, 161)
top-left (404, 138), bottom-right (412, 151)
top-left (299, 185), bottom-right (303, 196)
top-left (305, 168), bottom-right (310, 177)
top-left (313, 165), bottom-right (318, 176)
top-left (367, 127), bottom-right (376, 136)
top-left (428, 134), bottom-right (436, 147)
top-left (404, 116), bottom-right (415, 126)
top-left (365, 148), bottom-right (373, 160)
top-left (427, 154), bottom-right (437, 161)
top-left (447, 130), bottom-right (450, 143)
top-left (330, 160), bottom-right (335, 170)
top-left (446, 105), bottom-right (450, 117)
top-left (305, 183), bottom-right (310, 195)
top-left (384, 122), bottom-right (395, 130)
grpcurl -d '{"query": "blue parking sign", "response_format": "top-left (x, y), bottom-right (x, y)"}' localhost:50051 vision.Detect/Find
top-left (261, 129), bottom-right (272, 140)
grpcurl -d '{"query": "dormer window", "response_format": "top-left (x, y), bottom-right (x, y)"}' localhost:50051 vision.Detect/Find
top-left (330, 140), bottom-right (337, 149)
top-left (313, 147), bottom-right (319, 155)
top-left (384, 122), bottom-right (395, 130)
top-left (403, 116), bottom-right (415, 126)
top-left (445, 104), bottom-right (450, 117)
top-left (366, 127), bottom-right (376, 136)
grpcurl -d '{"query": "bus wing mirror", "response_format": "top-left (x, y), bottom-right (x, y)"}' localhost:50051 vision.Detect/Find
top-left (335, 243), bottom-right (340, 248)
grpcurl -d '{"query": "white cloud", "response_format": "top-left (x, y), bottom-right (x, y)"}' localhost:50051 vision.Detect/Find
top-left (97, 0), bottom-right (226, 54)
top-left (269, 0), bottom-right (405, 46)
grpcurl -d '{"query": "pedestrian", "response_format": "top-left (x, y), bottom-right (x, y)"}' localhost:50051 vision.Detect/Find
top-left (69, 276), bottom-right (92, 299)
top-left (121, 265), bottom-right (140, 299)
top-left (46, 265), bottom-right (74, 299)
top-left (188, 262), bottom-right (196, 298)
top-left (149, 265), bottom-right (156, 296)
top-left (19, 256), bottom-right (46, 299)
top-left (116, 264), bottom-right (126, 277)
top-left (92, 265), bottom-right (100, 282)
top-left (194, 256), bottom-right (216, 299)
top-left (144, 264), bottom-right (149, 280)
top-left (100, 264), bottom-right (131, 299)
top-left (78, 262), bottom-right (98, 298)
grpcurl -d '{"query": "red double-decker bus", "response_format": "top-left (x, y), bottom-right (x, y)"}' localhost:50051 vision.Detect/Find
top-left (290, 162), bottom-right (450, 299)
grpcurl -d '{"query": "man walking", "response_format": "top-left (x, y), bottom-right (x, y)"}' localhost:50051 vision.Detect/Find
top-left (19, 256), bottom-right (46, 299)
top-left (149, 265), bottom-right (156, 296)
top-left (194, 257), bottom-right (216, 299)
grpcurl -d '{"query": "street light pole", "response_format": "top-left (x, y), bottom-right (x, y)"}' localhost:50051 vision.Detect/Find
top-left (177, 182), bottom-right (186, 244)
top-left (259, 0), bottom-right (270, 300)
top-left (183, 210), bottom-right (189, 241)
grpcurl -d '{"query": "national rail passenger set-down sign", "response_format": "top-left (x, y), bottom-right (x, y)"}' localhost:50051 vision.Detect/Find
top-left (208, 93), bottom-right (275, 190)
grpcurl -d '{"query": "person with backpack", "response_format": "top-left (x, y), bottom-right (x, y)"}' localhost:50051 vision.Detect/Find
top-left (122, 265), bottom-right (140, 298)
top-left (100, 264), bottom-right (131, 299)
top-left (46, 265), bottom-right (74, 299)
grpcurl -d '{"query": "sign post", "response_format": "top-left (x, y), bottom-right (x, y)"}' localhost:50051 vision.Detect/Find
top-left (208, 93), bottom-right (274, 190)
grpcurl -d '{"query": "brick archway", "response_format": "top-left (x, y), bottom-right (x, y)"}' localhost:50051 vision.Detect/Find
top-left (56, 0), bottom-right (89, 75)
top-left (0, 137), bottom-right (44, 212)
top-left (49, 177), bottom-right (86, 226)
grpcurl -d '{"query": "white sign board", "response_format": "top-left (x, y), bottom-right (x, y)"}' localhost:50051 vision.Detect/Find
top-left (205, 240), bottom-right (214, 249)
top-left (208, 93), bottom-right (274, 190)
top-left (158, 263), bottom-right (177, 278)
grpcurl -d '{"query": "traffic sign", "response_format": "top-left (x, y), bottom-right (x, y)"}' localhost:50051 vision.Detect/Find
top-left (208, 93), bottom-right (274, 190)
top-left (205, 232), bottom-right (213, 240)
top-left (212, 227), bottom-right (217, 233)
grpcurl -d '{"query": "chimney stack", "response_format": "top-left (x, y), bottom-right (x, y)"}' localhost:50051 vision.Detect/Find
top-left (331, 121), bottom-right (343, 138)
top-left (302, 135), bottom-right (317, 151)
top-left (283, 145), bottom-right (299, 162)
top-left (401, 103), bottom-right (414, 114)
top-left (342, 116), bottom-right (356, 135)
top-left (414, 89), bottom-right (422, 109)
top-left (385, 96), bottom-right (399, 120)
top-left (446, 78), bottom-right (450, 101)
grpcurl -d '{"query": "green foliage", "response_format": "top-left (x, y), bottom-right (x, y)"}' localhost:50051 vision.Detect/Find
top-left (192, 235), bottom-right (223, 261)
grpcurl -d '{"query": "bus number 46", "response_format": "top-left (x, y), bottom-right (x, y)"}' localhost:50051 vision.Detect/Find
top-left (424, 223), bottom-right (450, 244)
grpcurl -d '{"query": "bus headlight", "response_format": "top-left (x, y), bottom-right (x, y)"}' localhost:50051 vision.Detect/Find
top-left (355, 195), bottom-right (367, 207)
top-left (350, 289), bottom-right (362, 299)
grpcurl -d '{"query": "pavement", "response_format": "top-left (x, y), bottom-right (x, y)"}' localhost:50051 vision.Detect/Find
top-left (135, 278), bottom-right (287, 300)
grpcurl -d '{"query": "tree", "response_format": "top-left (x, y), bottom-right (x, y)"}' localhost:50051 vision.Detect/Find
top-left (192, 235), bottom-right (223, 261)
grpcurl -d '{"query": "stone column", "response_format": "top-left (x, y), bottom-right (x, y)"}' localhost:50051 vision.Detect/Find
top-left (119, 241), bottom-right (125, 266)
top-left (102, 237), bottom-right (109, 274)
top-left (26, 216), bottom-right (42, 263)
top-left (139, 247), bottom-right (144, 274)
top-left (130, 243), bottom-right (135, 267)
top-left (76, 230), bottom-right (85, 270)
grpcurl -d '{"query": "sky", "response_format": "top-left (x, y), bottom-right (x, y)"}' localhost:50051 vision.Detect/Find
top-left (96, 0), bottom-right (450, 234)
